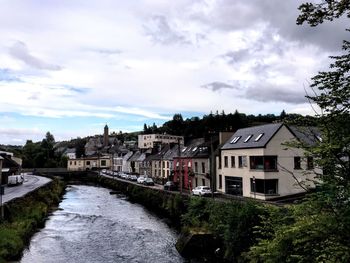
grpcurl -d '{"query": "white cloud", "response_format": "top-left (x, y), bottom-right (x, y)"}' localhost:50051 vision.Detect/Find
top-left (0, 0), bottom-right (346, 144)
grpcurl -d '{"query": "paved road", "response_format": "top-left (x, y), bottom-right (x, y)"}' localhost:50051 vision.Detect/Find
top-left (1, 174), bottom-right (52, 204)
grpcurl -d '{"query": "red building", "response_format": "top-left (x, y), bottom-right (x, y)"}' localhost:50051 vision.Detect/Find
top-left (173, 157), bottom-right (193, 191)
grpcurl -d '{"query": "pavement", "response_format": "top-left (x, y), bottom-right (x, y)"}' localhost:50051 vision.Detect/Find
top-left (1, 174), bottom-right (52, 204)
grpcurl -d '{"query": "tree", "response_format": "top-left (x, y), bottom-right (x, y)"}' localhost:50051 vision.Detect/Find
top-left (245, 2), bottom-right (350, 262)
top-left (75, 137), bottom-right (86, 158)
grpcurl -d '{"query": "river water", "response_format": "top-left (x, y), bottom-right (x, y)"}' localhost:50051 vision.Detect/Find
top-left (20, 185), bottom-right (184, 263)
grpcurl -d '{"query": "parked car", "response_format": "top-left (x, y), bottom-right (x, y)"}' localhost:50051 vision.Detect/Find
top-left (137, 176), bottom-right (145, 184)
top-left (120, 173), bottom-right (127, 179)
top-left (8, 175), bottom-right (24, 186)
top-left (163, 181), bottom-right (178, 191)
top-left (129, 175), bottom-right (138, 181)
top-left (143, 178), bottom-right (154, 186)
top-left (192, 186), bottom-right (212, 196)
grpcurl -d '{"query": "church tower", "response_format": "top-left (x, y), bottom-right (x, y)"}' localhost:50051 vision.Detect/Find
top-left (103, 124), bottom-right (109, 147)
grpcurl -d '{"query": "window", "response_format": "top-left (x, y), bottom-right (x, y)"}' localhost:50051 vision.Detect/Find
top-left (224, 156), bottom-right (228, 167)
top-left (225, 176), bottom-right (243, 196)
top-left (219, 174), bottom-right (222, 189)
top-left (86, 161), bottom-right (90, 165)
top-left (201, 162), bottom-right (205, 173)
top-left (101, 160), bottom-right (106, 166)
top-left (218, 156), bottom-right (222, 169)
top-left (202, 179), bottom-right (205, 186)
top-left (230, 136), bottom-right (241, 144)
top-left (294, 157), bottom-right (301, 169)
top-left (251, 178), bottom-right (278, 195)
top-left (255, 133), bottom-right (264, 142)
top-left (244, 134), bottom-right (253, 143)
top-left (74, 161), bottom-right (76, 165)
top-left (250, 156), bottom-right (277, 171)
top-left (307, 157), bottom-right (314, 170)
top-left (231, 156), bottom-right (235, 168)
top-left (238, 156), bottom-right (247, 168)
top-left (194, 162), bottom-right (198, 172)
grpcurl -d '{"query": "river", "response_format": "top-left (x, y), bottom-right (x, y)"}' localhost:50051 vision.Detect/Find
top-left (20, 185), bottom-right (184, 263)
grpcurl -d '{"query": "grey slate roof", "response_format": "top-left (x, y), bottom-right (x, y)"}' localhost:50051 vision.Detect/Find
top-left (288, 126), bottom-right (320, 146)
top-left (129, 151), bottom-right (142, 162)
top-left (221, 123), bottom-right (283, 150)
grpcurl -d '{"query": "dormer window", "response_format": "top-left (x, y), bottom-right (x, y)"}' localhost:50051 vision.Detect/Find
top-left (230, 136), bottom-right (241, 144)
top-left (244, 134), bottom-right (253, 143)
top-left (254, 133), bottom-right (264, 142)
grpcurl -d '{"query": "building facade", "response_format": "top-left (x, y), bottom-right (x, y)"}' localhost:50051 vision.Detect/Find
top-left (67, 156), bottom-right (112, 171)
top-left (216, 123), bottom-right (320, 200)
top-left (138, 134), bottom-right (184, 149)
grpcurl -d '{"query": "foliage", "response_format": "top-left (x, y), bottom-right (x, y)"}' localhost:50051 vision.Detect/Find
top-left (182, 198), bottom-right (265, 262)
top-left (74, 137), bottom-right (87, 158)
top-left (21, 132), bottom-right (68, 168)
top-left (142, 111), bottom-right (313, 142)
top-left (297, 0), bottom-right (350, 26)
top-left (245, 2), bottom-right (350, 262)
top-left (0, 179), bottom-right (64, 262)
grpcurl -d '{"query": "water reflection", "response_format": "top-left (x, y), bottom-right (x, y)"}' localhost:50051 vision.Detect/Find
top-left (21, 185), bottom-right (184, 263)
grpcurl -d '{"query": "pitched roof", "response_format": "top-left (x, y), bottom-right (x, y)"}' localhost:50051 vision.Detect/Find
top-left (221, 123), bottom-right (283, 150)
top-left (129, 151), bottom-right (142, 162)
top-left (287, 126), bottom-right (321, 146)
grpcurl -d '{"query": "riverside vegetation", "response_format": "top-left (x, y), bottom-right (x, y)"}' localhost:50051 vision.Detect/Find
top-left (0, 178), bottom-right (64, 262)
top-left (95, 175), bottom-right (279, 262)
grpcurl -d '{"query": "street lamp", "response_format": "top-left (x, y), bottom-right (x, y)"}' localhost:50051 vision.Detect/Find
top-left (252, 176), bottom-right (256, 199)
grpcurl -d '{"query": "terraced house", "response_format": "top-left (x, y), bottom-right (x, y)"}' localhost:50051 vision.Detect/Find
top-left (216, 123), bottom-right (321, 200)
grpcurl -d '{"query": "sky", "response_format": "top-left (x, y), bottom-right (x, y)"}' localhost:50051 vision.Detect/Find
top-left (0, 0), bottom-right (348, 145)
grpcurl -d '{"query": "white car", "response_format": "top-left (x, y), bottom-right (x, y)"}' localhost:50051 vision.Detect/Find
top-left (137, 176), bottom-right (145, 184)
top-left (192, 186), bottom-right (212, 196)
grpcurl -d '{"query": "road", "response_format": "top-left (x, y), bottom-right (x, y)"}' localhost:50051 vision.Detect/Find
top-left (1, 174), bottom-right (52, 204)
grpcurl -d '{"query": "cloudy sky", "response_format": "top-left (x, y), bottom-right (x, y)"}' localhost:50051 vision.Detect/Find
top-left (0, 0), bottom-right (348, 145)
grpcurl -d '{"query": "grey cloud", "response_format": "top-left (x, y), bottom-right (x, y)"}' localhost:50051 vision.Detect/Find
top-left (244, 85), bottom-right (307, 104)
top-left (222, 49), bottom-right (250, 64)
top-left (201, 81), bottom-right (238, 91)
top-left (144, 15), bottom-right (190, 45)
top-left (90, 48), bottom-right (122, 55)
top-left (28, 93), bottom-right (40, 100)
top-left (189, 0), bottom-right (348, 51)
top-left (220, 27), bottom-right (285, 69)
top-left (9, 41), bottom-right (62, 71)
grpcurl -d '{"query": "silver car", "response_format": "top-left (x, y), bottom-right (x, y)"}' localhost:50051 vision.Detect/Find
top-left (192, 186), bottom-right (212, 196)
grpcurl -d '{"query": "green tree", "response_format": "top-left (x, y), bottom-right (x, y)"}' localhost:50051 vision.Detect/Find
top-left (75, 137), bottom-right (86, 158)
top-left (245, 2), bottom-right (350, 262)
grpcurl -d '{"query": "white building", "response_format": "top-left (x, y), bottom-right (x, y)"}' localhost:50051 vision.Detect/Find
top-left (64, 148), bottom-right (76, 159)
top-left (216, 123), bottom-right (321, 200)
top-left (67, 156), bottom-right (112, 171)
top-left (138, 134), bottom-right (184, 149)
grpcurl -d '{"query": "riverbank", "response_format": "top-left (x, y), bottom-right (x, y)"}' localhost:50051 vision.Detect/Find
top-left (0, 178), bottom-right (65, 262)
top-left (94, 175), bottom-right (279, 262)
top-left (1, 172), bottom-right (285, 262)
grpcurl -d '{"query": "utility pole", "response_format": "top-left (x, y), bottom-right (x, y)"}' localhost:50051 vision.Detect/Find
top-left (178, 138), bottom-right (182, 194)
top-left (209, 131), bottom-right (216, 199)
